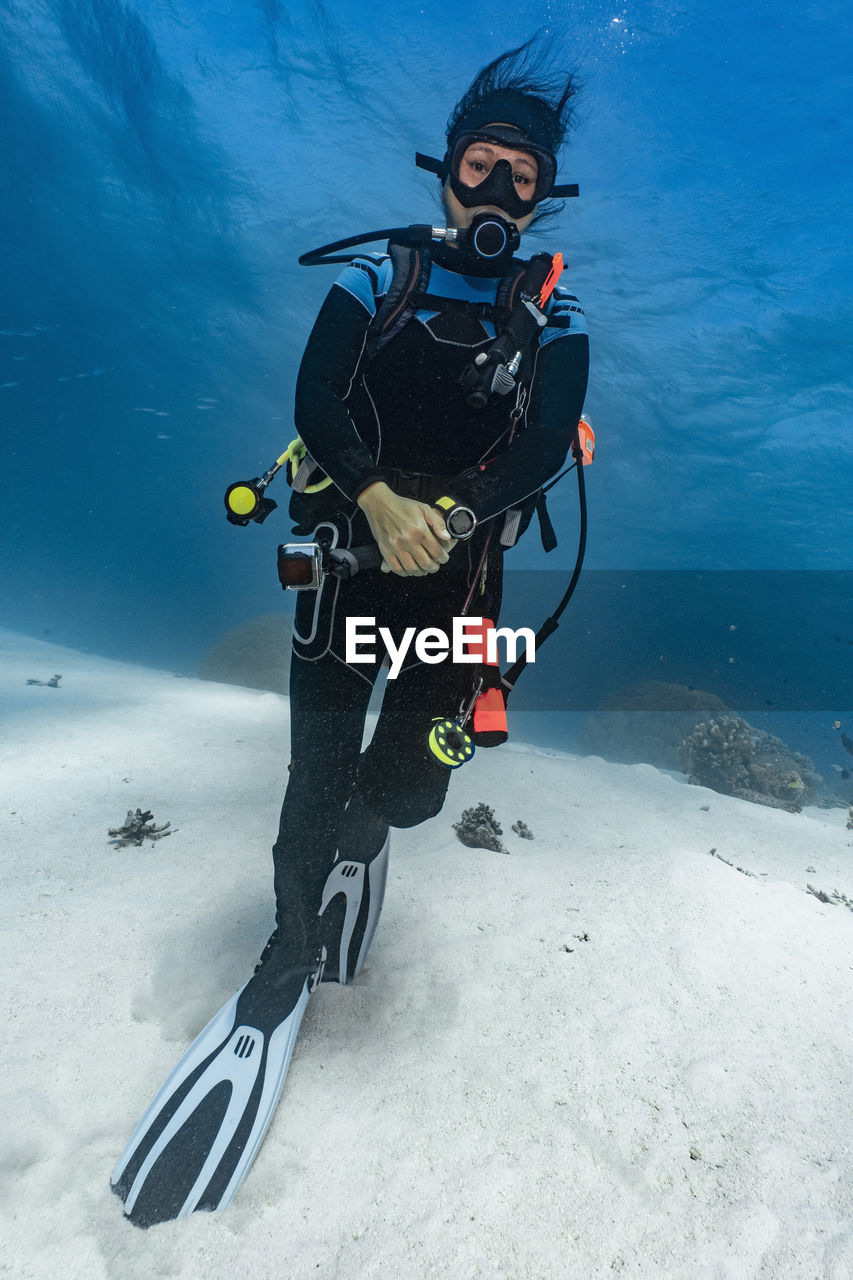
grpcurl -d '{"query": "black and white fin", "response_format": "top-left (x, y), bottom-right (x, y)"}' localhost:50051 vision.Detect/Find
top-left (111, 970), bottom-right (311, 1227)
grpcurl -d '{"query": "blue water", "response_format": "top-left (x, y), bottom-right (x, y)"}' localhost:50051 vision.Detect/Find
top-left (2, 1), bottom-right (851, 784)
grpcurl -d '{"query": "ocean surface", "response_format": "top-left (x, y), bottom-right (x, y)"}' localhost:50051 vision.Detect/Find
top-left (2, 0), bottom-right (851, 786)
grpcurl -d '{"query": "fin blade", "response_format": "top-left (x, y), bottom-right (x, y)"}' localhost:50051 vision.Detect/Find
top-left (112, 979), bottom-right (311, 1227)
top-left (111, 988), bottom-right (244, 1194)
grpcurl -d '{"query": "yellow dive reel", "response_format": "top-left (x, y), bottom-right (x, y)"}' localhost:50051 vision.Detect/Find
top-left (426, 673), bottom-right (490, 770)
top-left (427, 717), bottom-right (476, 769)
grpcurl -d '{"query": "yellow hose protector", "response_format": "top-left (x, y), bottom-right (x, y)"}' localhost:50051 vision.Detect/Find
top-left (283, 438), bottom-right (333, 494)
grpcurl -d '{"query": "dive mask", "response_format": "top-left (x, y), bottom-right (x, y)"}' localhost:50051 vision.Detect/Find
top-left (448, 128), bottom-right (557, 219)
top-left (416, 123), bottom-right (578, 219)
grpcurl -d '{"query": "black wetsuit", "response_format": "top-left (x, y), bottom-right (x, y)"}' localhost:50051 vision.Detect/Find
top-left (267, 241), bottom-right (589, 985)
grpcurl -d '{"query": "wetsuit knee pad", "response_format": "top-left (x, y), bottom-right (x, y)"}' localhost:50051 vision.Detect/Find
top-left (380, 795), bottom-right (444, 828)
top-left (363, 761), bottom-right (452, 828)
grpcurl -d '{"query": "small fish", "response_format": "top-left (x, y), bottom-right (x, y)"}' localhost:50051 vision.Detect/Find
top-left (842, 733), bottom-right (853, 757)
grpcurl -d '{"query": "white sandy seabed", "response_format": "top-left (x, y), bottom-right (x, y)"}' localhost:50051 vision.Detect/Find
top-left (1, 627), bottom-right (852, 1280)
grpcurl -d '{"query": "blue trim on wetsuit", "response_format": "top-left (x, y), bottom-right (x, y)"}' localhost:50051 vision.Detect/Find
top-left (333, 255), bottom-right (395, 316)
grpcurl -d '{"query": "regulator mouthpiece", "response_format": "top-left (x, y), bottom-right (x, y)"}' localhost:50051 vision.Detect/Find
top-left (462, 213), bottom-right (520, 260)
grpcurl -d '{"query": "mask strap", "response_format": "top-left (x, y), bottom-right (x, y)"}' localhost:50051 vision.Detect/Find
top-left (415, 152), bottom-right (445, 177)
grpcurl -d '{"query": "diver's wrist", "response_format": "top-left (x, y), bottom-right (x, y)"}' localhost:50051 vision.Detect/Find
top-left (356, 480), bottom-right (393, 510)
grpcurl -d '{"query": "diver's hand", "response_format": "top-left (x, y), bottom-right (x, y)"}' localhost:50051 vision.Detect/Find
top-left (356, 481), bottom-right (454, 576)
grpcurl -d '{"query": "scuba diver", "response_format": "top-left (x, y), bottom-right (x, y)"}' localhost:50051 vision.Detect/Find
top-left (112, 39), bottom-right (590, 1226)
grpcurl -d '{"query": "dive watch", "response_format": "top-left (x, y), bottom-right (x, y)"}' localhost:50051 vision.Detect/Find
top-left (434, 495), bottom-right (478, 541)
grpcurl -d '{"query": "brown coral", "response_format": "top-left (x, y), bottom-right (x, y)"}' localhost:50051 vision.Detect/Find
top-left (678, 715), bottom-right (820, 813)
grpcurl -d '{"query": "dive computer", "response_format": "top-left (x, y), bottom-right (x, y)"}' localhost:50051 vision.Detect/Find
top-left (434, 496), bottom-right (478, 541)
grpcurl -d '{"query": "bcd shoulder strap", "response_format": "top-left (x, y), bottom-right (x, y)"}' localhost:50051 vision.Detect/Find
top-left (366, 244), bottom-right (428, 356)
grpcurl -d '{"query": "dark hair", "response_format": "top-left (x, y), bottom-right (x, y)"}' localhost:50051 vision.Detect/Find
top-left (446, 36), bottom-right (580, 157)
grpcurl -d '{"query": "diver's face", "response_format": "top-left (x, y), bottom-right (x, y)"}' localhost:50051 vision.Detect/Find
top-left (444, 140), bottom-right (540, 231)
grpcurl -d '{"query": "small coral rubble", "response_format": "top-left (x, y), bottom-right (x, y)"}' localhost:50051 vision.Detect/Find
top-left (108, 809), bottom-right (172, 848)
top-left (678, 715), bottom-right (821, 813)
top-left (453, 803), bottom-right (506, 853)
